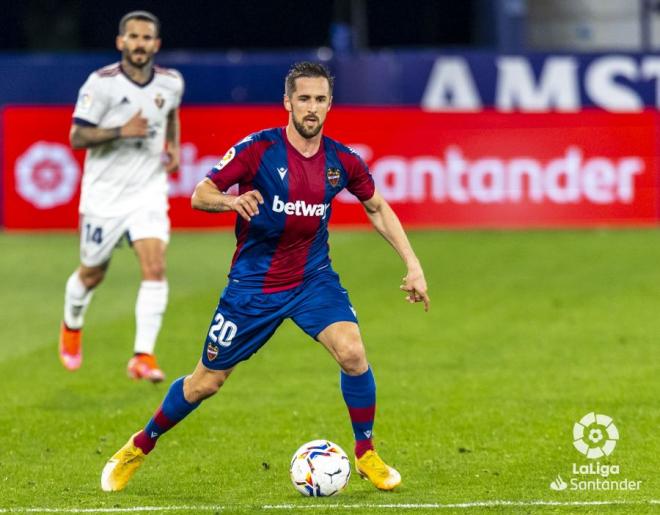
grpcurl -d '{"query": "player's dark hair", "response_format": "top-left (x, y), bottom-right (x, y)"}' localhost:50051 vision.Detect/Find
top-left (119, 10), bottom-right (161, 37)
top-left (285, 62), bottom-right (334, 97)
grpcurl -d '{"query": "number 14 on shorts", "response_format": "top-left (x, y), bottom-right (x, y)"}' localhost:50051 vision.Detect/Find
top-left (84, 223), bottom-right (103, 244)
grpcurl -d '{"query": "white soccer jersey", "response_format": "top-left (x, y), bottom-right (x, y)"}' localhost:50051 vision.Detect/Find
top-left (72, 62), bottom-right (184, 217)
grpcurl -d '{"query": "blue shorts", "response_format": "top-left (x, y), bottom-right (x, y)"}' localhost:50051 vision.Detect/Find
top-left (201, 271), bottom-right (358, 370)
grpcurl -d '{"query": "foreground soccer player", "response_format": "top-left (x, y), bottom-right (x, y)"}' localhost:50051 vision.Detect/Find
top-left (102, 62), bottom-right (429, 492)
top-left (59, 11), bottom-right (183, 382)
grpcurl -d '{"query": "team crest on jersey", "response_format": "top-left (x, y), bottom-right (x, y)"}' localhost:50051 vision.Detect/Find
top-left (207, 342), bottom-right (219, 361)
top-left (214, 147), bottom-right (236, 170)
top-left (154, 93), bottom-right (165, 109)
top-left (326, 168), bottom-right (341, 187)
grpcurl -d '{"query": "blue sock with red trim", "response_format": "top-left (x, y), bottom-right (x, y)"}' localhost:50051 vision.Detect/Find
top-left (340, 367), bottom-right (376, 458)
top-left (133, 377), bottom-right (199, 454)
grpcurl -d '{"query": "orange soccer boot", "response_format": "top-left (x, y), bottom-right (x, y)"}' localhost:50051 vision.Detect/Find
top-left (58, 322), bottom-right (82, 370)
top-left (127, 353), bottom-right (165, 383)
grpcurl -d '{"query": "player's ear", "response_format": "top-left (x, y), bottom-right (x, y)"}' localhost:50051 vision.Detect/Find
top-left (328, 96), bottom-right (332, 112)
top-left (283, 95), bottom-right (292, 112)
top-left (154, 38), bottom-right (162, 53)
top-left (116, 34), bottom-right (124, 52)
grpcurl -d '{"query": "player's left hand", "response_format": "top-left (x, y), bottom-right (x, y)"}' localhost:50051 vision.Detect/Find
top-left (162, 143), bottom-right (180, 173)
top-left (400, 268), bottom-right (430, 312)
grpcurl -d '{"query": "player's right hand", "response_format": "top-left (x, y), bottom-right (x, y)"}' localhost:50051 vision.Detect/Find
top-left (231, 190), bottom-right (264, 222)
top-left (120, 109), bottom-right (149, 138)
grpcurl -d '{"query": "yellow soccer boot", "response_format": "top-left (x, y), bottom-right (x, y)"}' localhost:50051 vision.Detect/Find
top-left (355, 449), bottom-right (401, 490)
top-left (101, 433), bottom-right (146, 491)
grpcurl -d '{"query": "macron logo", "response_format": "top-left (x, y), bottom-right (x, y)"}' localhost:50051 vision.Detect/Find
top-left (272, 195), bottom-right (330, 219)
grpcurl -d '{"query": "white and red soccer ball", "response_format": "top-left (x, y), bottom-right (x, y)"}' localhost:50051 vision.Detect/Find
top-left (289, 440), bottom-right (351, 497)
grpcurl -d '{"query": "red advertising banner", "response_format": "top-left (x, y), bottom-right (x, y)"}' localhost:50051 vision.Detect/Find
top-left (2, 106), bottom-right (659, 229)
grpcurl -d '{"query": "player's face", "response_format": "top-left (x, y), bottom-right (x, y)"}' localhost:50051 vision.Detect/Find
top-left (116, 20), bottom-right (161, 69)
top-left (285, 77), bottom-right (332, 139)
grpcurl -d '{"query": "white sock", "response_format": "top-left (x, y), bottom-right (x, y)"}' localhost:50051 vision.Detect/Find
top-left (63, 271), bottom-right (94, 329)
top-left (134, 280), bottom-right (169, 355)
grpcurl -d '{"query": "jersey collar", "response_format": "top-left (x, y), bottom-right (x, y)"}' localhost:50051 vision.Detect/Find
top-left (119, 63), bottom-right (155, 88)
top-left (281, 127), bottom-right (325, 161)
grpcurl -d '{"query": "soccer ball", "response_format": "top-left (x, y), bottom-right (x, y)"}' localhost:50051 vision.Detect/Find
top-left (289, 440), bottom-right (351, 497)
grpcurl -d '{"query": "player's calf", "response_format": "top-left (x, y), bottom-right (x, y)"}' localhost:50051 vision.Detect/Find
top-left (184, 362), bottom-right (233, 403)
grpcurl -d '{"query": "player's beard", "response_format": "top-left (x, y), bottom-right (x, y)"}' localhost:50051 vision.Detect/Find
top-left (292, 114), bottom-right (324, 139)
top-left (124, 48), bottom-right (153, 69)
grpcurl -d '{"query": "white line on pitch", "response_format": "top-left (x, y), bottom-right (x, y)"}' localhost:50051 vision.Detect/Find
top-left (0, 500), bottom-right (658, 513)
top-left (262, 499), bottom-right (660, 509)
top-left (0, 508), bottom-right (223, 514)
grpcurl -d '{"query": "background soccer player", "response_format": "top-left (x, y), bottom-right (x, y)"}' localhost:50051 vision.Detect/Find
top-left (101, 62), bottom-right (429, 492)
top-left (58, 11), bottom-right (183, 382)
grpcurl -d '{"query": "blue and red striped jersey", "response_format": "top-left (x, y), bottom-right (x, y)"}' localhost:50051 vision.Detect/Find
top-left (207, 127), bottom-right (375, 293)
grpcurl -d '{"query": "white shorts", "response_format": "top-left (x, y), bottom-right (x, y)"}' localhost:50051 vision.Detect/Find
top-left (79, 205), bottom-right (170, 267)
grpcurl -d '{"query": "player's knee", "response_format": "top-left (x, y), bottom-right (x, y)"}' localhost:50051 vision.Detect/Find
top-left (79, 268), bottom-right (105, 289)
top-left (336, 340), bottom-right (368, 375)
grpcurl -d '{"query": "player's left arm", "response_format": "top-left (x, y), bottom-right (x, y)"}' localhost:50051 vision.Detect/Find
top-left (164, 108), bottom-right (180, 173)
top-left (362, 190), bottom-right (430, 311)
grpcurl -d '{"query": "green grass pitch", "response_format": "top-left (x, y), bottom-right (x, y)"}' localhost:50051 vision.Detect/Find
top-left (0, 229), bottom-right (658, 514)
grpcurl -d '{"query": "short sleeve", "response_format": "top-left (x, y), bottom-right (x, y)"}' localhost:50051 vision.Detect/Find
top-left (171, 70), bottom-right (185, 109)
top-left (72, 73), bottom-right (109, 126)
top-left (343, 149), bottom-right (376, 202)
top-left (206, 134), bottom-right (268, 192)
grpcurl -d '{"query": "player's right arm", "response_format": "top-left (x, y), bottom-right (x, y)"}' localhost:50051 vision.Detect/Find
top-left (70, 71), bottom-right (148, 150)
top-left (70, 109), bottom-right (149, 149)
top-left (192, 179), bottom-right (263, 221)
top-left (193, 134), bottom-right (269, 221)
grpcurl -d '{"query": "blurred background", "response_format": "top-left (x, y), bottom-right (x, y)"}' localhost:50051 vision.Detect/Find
top-left (6, 0), bottom-right (660, 52)
top-left (4, 0), bottom-right (660, 229)
top-left (6, 0), bottom-right (660, 53)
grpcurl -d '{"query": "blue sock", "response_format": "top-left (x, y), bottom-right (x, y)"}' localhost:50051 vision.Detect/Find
top-left (341, 367), bottom-right (376, 457)
top-left (134, 377), bottom-right (200, 454)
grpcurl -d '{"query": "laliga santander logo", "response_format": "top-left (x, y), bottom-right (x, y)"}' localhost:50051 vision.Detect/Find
top-left (15, 142), bottom-right (80, 209)
top-left (573, 412), bottom-right (619, 459)
top-left (548, 412), bottom-right (641, 492)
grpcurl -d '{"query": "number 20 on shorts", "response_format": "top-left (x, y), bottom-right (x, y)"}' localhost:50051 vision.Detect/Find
top-left (208, 313), bottom-right (237, 347)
